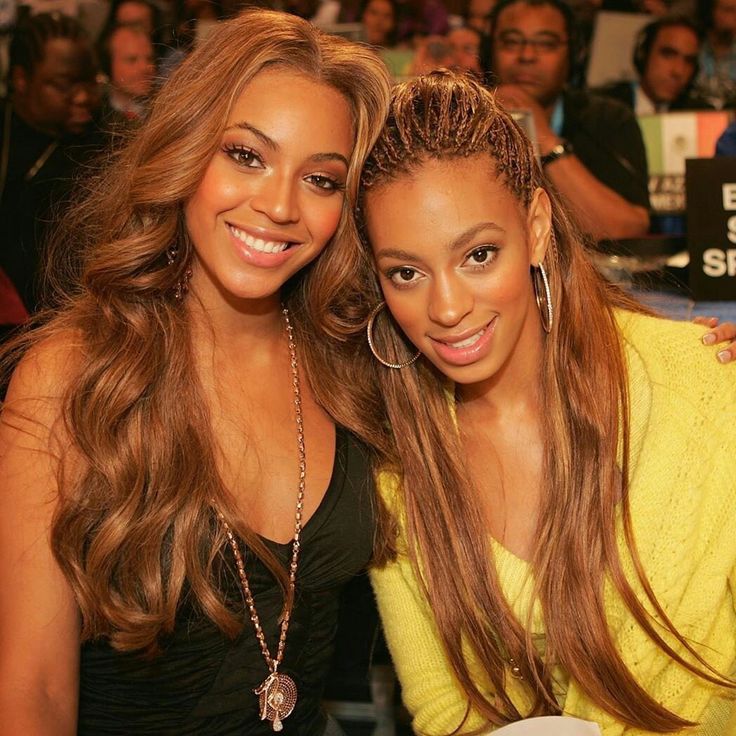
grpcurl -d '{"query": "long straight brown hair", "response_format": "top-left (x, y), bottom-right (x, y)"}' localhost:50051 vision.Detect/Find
top-left (333, 72), bottom-right (733, 731)
top-left (0, 9), bottom-right (391, 654)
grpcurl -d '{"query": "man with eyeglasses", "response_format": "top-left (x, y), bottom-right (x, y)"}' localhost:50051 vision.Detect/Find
top-left (487, 0), bottom-right (651, 242)
top-left (1, 12), bottom-right (104, 318)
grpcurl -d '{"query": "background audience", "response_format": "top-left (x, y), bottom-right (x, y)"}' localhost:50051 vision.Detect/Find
top-left (0, 0), bottom-right (731, 331)
top-left (1, 11), bottom-right (103, 318)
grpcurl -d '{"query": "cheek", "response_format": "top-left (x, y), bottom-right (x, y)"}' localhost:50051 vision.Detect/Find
top-left (305, 199), bottom-right (344, 246)
top-left (494, 52), bottom-right (513, 73)
top-left (188, 164), bottom-right (239, 220)
top-left (382, 288), bottom-right (426, 341)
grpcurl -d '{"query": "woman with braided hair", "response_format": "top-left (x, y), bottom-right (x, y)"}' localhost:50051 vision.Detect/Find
top-left (0, 9), bottom-right (392, 734)
top-left (331, 71), bottom-right (736, 734)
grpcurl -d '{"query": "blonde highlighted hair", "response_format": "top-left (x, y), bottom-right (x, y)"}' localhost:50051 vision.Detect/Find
top-left (2, 9), bottom-right (391, 654)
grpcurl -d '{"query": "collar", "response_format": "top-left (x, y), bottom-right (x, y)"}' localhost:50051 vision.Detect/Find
top-left (633, 82), bottom-right (659, 115)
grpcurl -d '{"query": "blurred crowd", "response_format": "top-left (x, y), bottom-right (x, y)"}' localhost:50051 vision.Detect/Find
top-left (0, 0), bottom-right (734, 331)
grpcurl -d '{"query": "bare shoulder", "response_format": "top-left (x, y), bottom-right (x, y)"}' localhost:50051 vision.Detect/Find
top-left (5, 329), bottom-right (83, 403)
top-left (2, 329), bottom-right (84, 440)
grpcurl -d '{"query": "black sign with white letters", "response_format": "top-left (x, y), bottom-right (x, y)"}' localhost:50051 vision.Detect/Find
top-left (686, 157), bottom-right (736, 301)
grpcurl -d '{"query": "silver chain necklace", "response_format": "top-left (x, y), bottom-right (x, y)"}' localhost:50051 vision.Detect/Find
top-left (216, 306), bottom-right (305, 732)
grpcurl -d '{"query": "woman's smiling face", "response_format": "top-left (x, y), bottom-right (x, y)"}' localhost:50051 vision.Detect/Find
top-left (184, 66), bottom-right (355, 308)
top-left (365, 155), bottom-right (551, 388)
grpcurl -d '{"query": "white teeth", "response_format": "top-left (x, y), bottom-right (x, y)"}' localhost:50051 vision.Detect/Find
top-left (229, 225), bottom-right (289, 254)
top-left (446, 328), bottom-right (485, 349)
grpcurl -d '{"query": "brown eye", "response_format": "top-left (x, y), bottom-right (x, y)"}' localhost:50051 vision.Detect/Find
top-left (387, 266), bottom-right (421, 286)
top-left (466, 245), bottom-right (498, 267)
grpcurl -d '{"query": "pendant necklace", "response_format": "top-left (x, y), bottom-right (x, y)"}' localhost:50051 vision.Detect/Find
top-left (216, 306), bottom-right (305, 732)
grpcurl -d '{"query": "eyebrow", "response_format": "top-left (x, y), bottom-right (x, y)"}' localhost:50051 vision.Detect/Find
top-left (225, 121), bottom-right (350, 168)
top-left (375, 222), bottom-right (506, 261)
top-left (660, 44), bottom-right (697, 60)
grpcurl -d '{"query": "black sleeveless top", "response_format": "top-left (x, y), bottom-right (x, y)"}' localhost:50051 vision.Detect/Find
top-left (78, 427), bottom-right (375, 735)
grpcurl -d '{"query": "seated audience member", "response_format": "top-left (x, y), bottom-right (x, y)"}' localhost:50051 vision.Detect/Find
top-left (101, 0), bottom-right (163, 46)
top-left (396, 0), bottom-right (450, 43)
top-left (361, 0), bottom-right (398, 46)
top-left (0, 12), bottom-right (103, 315)
top-left (466, 0), bottom-right (495, 34)
top-left (409, 34), bottom-right (456, 72)
top-left (486, 0), bottom-right (651, 240)
top-left (695, 0), bottom-right (736, 108)
top-left (98, 23), bottom-right (155, 126)
top-left (596, 16), bottom-right (713, 112)
top-left (448, 24), bottom-right (483, 74)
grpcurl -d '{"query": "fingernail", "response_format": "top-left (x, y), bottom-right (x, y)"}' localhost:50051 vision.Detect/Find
top-left (702, 333), bottom-right (716, 345)
top-left (717, 350), bottom-right (731, 364)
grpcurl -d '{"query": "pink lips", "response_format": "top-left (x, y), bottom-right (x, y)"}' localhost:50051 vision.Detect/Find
top-left (429, 317), bottom-right (497, 367)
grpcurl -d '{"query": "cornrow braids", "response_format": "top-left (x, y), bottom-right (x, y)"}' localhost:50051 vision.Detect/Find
top-left (9, 11), bottom-right (89, 78)
top-left (360, 70), bottom-right (541, 207)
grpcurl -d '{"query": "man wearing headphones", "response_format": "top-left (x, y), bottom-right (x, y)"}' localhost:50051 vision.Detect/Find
top-left (597, 17), bottom-right (713, 114)
top-left (485, 0), bottom-right (651, 241)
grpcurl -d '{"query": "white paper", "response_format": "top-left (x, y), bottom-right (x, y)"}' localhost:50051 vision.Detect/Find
top-left (490, 716), bottom-right (602, 735)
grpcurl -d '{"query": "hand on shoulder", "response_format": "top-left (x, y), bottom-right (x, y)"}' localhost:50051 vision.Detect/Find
top-left (695, 317), bottom-right (736, 364)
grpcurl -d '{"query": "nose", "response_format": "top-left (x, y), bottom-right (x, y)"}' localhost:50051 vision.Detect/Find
top-left (672, 57), bottom-right (691, 81)
top-left (71, 82), bottom-right (98, 107)
top-left (250, 172), bottom-right (300, 225)
top-left (427, 272), bottom-right (473, 327)
top-left (518, 39), bottom-right (538, 62)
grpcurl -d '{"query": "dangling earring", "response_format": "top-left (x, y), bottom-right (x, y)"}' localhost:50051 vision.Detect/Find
top-left (366, 301), bottom-right (421, 369)
top-left (166, 244), bottom-right (192, 301)
top-left (532, 262), bottom-right (553, 333)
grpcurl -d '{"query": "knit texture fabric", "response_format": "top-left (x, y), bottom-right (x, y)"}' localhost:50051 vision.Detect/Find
top-left (371, 311), bottom-right (736, 735)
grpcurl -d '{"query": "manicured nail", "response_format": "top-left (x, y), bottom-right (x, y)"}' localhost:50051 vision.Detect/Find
top-left (702, 333), bottom-right (716, 345)
top-left (717, 350), bottom-right (732, 363)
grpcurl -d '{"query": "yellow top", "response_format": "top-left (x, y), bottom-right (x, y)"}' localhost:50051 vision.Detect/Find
top-left (370, 311), bottom-right (736, 735)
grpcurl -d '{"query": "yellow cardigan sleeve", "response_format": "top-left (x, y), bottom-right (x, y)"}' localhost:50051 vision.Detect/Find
top-left (370, 550), bottom-right (491, 736)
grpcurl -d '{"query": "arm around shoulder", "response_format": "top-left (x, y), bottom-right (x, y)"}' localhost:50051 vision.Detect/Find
top-left (0, 336), bottom-right (82, 735)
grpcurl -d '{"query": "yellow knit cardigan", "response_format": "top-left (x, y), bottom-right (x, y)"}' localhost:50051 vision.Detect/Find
top-left (371, 311), bottom-right (736, 735)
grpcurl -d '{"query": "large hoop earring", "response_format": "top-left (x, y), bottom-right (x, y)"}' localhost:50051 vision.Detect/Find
top-left (366, 301), bottom-right (421, 369)
top-left (532, 262), bottom-right (553, 334)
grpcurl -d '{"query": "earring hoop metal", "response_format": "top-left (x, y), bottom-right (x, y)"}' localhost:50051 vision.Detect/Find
top-left (366, 301), bottom-right (421, 369)
top-left (533, 262), bottom-right (553, 333)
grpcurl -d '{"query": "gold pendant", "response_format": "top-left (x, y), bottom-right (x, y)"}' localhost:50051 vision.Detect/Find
top-left (255, 672), bottom-right (297, 731)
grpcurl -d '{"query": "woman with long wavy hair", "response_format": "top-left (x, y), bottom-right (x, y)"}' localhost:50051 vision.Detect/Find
top-left (337, 71), bottom-right (736, 734)
top-left (0, 9), bottom-right (391, 734)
